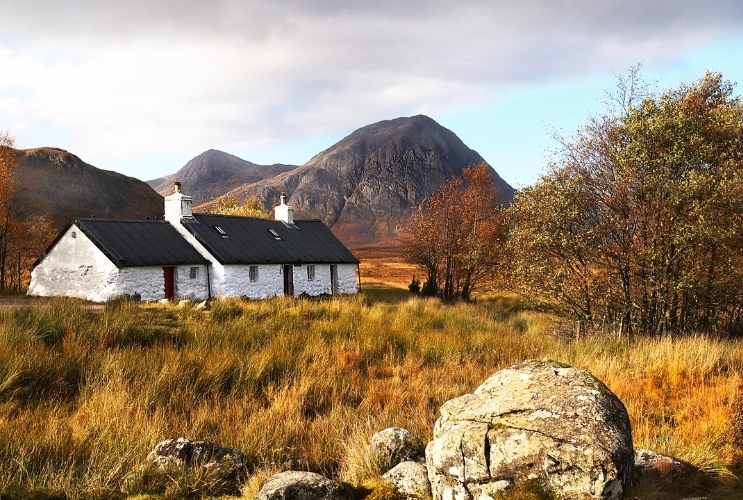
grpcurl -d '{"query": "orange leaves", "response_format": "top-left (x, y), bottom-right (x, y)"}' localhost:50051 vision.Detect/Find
top-left (400, 163), bottom-right (506, 300)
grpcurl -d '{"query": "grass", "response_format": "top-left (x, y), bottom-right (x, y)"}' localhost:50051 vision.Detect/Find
top-left (0, 289), bottom-right (741, 499)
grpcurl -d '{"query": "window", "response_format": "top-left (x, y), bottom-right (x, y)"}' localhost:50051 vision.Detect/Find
top-left (214, 226), bottom-right (229, 238)
top-left (249, 266), bottom-right (259, 283)
top-left (307, 265), bottom-right (315, 281)
top-left (71, 231), bottom-right (76, 239)
top-left (268, 229), bottom-right (281, 240)
top-left (190, 267), bottom-right (199, 279)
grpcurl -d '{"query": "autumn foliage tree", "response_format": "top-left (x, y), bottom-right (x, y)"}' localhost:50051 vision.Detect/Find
top-left (0, 131), bottom-right (55, 291)
top-left (507, 71), bottom-right (743, 337)
top-left (402, 163), bottom-right (506, 300)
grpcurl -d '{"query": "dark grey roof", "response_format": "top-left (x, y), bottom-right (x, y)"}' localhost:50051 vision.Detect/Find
top-left (73, 218), bottom-right (208, 267)
top-left (182, 214), bottom-right (359, 265)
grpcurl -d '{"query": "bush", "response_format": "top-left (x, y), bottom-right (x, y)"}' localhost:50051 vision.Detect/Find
top-left (421, 280), bottom-right (437, 297)
top-left (408, 276), bottom-right (421, 294)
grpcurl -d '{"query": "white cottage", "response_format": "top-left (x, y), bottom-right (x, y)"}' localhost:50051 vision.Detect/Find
top-left (28, 219), bottom-right (210, 302)
top-left (28, 184), bottom-right (360, 302)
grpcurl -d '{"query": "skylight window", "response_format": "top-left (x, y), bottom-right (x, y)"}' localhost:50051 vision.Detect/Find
top-left (268, 229), bottom-right (281, 240)
top-left (214, 226), bottom-right (229, 238)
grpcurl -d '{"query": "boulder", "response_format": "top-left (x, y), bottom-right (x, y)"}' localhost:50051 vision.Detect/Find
top-left (256, 471), bottom-right (354, 500)
top-left (426, 360), bottom-right (634, 500)
top-left (382, 461), bottom-right (432, 499)
top-left (371, 427), bottom-right (426, 472)
top-left (146, 437), bottom-right (245, 479)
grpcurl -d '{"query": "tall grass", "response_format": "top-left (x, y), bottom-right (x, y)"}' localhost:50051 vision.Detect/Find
top-left (0, 294), bottom-right (741, 499)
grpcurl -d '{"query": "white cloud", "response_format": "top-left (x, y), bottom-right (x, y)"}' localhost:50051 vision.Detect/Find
top-left (0, 0), bottom-right (742, 177)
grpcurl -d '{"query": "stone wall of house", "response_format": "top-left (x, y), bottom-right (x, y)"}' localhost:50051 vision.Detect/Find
top-left (293, 264), bottom-right (330, 296)
top-left (113, 265), bottom-right (209, 302)
top-left (336, 264), bottom-right (358, 294)
top-left (223, 264), bottom-right (284, 299)
top-left (175, 265), bottom-right (210, 300)
top-left (28, 224), bottom-right (120, 302)
top-left (164, 215), bottom-right (225, 297)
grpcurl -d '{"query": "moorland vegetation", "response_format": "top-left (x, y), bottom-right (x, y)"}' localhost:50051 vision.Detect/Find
top-left (1, 293), bottom-right (742, 499)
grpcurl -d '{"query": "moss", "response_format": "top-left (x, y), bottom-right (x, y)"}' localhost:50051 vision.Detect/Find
top-left (496, 479), bottom-right (562, 500)
top-left (355, 478), bottom-right (404, 500)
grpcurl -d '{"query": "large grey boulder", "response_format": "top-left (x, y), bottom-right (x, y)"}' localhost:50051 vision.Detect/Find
top-left (382, 461), bottom-right (432, 499)
top-left (256, 471), bottom-right (354, 500)
top-left (426, 360), bottom-right (634, 500)
top-left (371, 427), bottom-right (426, 472)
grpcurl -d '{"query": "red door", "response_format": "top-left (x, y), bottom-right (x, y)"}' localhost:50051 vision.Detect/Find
top-left (163, 267), bottom-right (175, 299)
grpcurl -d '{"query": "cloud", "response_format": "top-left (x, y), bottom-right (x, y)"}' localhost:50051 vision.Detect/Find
top-left (1, 0), bottom-right (742, 170)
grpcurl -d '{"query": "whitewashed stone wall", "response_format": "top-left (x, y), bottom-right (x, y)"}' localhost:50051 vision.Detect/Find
top-left (113, 265), bottom-right (209, 301)
top-left (175, 265), bottom-right (209, 300)
top-left (114, 267), bottom-right (164, 301)
top-left (219, 263), bottom-right (357, 298)
top-left (294, 264), bottom-right (331, 296)
top-left (164, 216), bottom-right (225, 297)
top-left (336, 264), bottom-right (359, 294)
top-left (28, 225), bottom-right (120, 302)
top-left (223, 264), bottom-right (283, 299)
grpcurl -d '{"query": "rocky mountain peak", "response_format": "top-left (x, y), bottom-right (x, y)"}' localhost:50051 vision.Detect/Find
top-left (215, 115), bottom-right (514, 246)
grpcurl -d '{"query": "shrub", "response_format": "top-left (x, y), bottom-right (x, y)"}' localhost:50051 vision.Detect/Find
top-left (408, 276), bottom-right (421, 294)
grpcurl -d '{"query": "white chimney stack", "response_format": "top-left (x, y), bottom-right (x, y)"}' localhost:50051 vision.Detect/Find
top-left (164, 181), bottom-right (193, 222)
top-left (274, 192), bottom-right (294, 224)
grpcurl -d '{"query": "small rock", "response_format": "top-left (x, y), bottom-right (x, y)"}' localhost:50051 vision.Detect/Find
top-left (634, 448), bottom-right (702, 483)
top-left (178, 299), bottom-right (191, 308)
top-left (195, 300), bottom-right (211, 310)
top-left (146, 437), bottom-right (245, 479)
top-left (370, 427), bottom-right (425, 473)
top-left (382, 461), bottom-right (431, 499)
top-left (256, 471), bottom-right (354, 500)
top-left (147, 437), bottom-right (193, 468)
top-left (159, 299), bottom-right (170, 304)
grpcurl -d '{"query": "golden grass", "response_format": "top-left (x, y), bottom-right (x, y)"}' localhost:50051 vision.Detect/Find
top-left (0, 292), bottom-right (741, 499)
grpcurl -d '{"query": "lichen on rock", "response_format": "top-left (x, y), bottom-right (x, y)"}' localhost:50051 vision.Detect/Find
top-left (426, 359), bottom-right (634, 500)
top-left (371, 427), bottom-right (426, 473)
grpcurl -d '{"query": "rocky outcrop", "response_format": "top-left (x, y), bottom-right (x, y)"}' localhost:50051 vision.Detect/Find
top-left (256, 471), bottom-right (354, 500)
top-left (426, 360), bottom-right (634, 500)
top-left (370, 427), bottom-right (426, 472)
top-left (382, 461), bottom-right (432, 499)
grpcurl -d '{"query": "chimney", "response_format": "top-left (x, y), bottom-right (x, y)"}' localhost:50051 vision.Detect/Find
top-left (164, 181), bottom-right (193, 223)
top-left (274, 192), bottom-right (294, 224)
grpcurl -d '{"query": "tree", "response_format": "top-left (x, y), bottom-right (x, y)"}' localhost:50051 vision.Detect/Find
top-left (401, 163), bottom-right (506, 300)
top-left (204, 194), bottom-right (271, 218)
top-left (0, 131), bottom-right (55, 291)
top-left (508, 72), bottom-right (743, 336)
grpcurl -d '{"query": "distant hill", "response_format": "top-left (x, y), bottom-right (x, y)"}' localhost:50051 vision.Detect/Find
top-left (204, 115), bottom-right (515, 246)
top-left (13, 147), bottom-right (163, 230)
top-left (147, 149), bottom-right (298, 205)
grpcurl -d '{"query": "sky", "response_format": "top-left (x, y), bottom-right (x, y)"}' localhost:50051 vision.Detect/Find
top-left (1, 1), bottom-right (743, 189)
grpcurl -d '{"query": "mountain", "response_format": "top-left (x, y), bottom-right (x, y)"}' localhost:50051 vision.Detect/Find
top-left (13, 148), bottom-right (164, 229)
top-left (205, 115), bottom-right (515, 246)
top-left (147, 149), bottom-right (298, 205)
